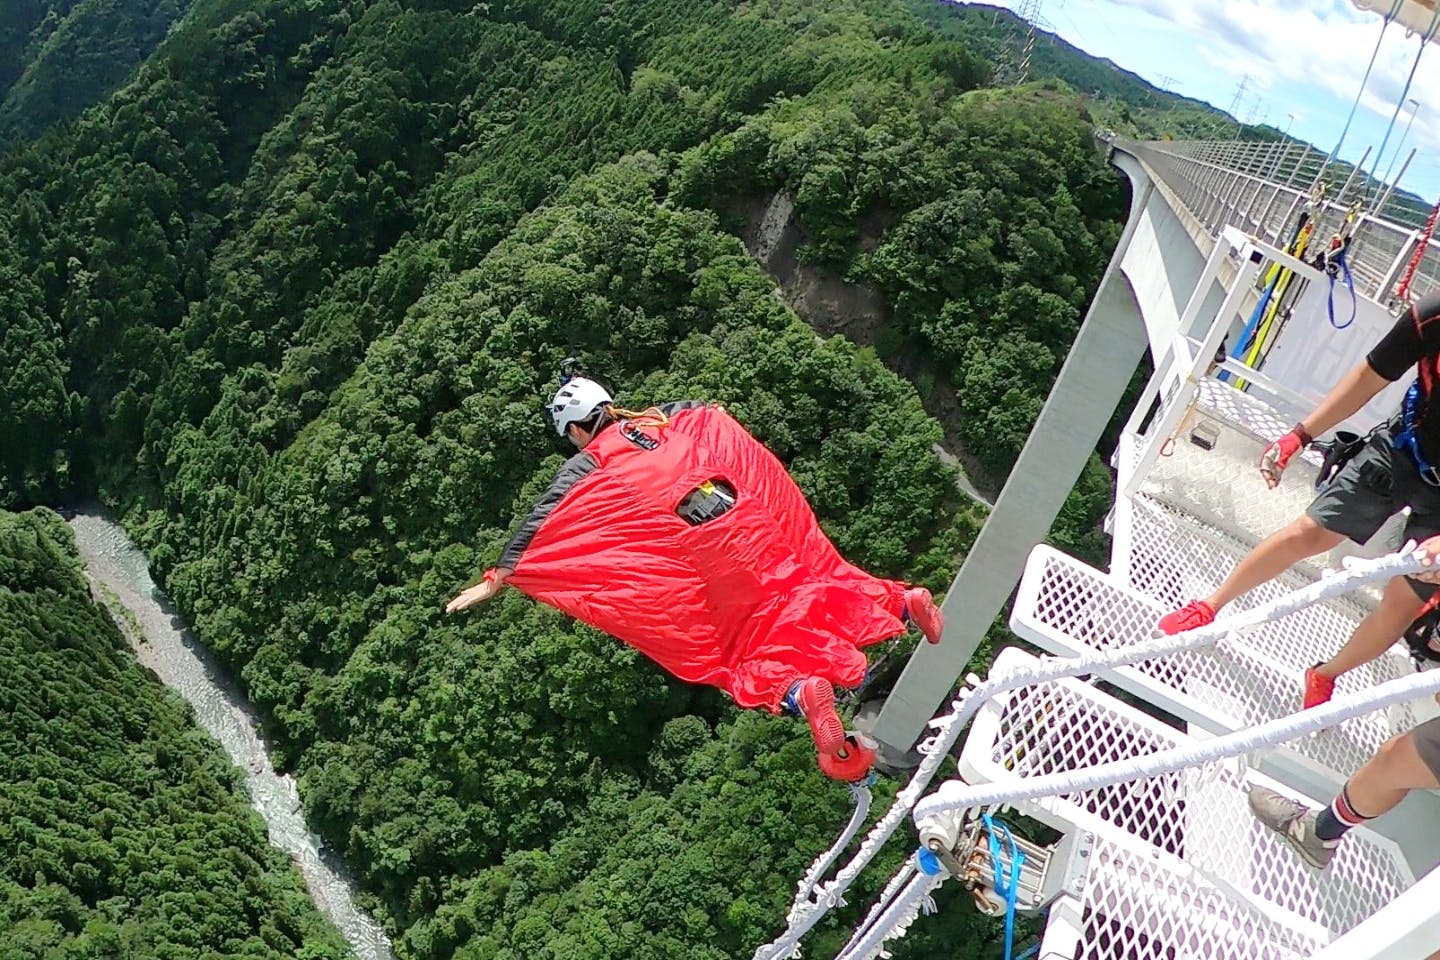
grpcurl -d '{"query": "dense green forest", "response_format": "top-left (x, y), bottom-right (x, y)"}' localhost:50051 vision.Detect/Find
top-left (0, 508), bottom-right (349, 958)
top-left (0, 0), bottom-right (197, 144)
top-left (914, 3), bottom-right (1259, 141)
top-left (0, 0), bottom-right (1142, 956)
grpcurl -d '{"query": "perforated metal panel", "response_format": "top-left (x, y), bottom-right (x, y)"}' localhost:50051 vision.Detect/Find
top-left (1118, 495), bottom-right (1380, 623)
top-left (958, 649), bottom-right (1414, 958)
top-left (999, 373), bottom-right (1429, 959)
top-left (1011, 546), bottom-right (1417, 780)
top-left (1076, 838), bottom-right (1323, 960)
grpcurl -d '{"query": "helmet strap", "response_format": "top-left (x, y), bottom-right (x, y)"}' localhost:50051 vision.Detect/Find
top-left (577, 406), bottom-right (612, 435)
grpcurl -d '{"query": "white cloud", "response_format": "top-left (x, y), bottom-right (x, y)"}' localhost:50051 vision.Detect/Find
top-left (1087, 0), bottom-right (1440, 182)
top-left (990, 0), bottom-right (1440, 196)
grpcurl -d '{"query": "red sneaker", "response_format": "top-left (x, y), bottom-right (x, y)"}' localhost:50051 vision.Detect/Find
top-left (795, 677), bottom-right (845, 755)
top-left (905, 587), bottom-right (944, 645)
top-left (1157, 599), bottom-right (1216, 635)
top-left (818, 736), bottom-right (876, 782)
top-left (1303, 666), bottom-right (1336, 709)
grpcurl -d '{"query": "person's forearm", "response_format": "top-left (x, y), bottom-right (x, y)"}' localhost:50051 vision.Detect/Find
top-left (1299, 362), bottom-right (1390, 438)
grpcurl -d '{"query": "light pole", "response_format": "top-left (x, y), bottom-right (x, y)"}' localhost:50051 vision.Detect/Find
top-left (1266, 112), bottom-right (1298, 181)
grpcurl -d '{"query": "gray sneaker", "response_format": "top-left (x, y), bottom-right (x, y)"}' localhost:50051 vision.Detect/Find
top-left (1247, 786), bottom-right (1339, 870)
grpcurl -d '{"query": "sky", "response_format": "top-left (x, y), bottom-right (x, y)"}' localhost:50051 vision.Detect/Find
top-left (980, 0), bottom-right (1440, 205)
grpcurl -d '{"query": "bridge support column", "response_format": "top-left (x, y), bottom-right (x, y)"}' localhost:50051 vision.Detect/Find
top-left (866, 170), bottom-right (1156, 760)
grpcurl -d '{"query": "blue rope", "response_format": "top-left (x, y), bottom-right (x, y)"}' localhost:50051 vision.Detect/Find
top-left (1326, 246), bottom-right (1356, 330)
top-left (983, 813), bottom-right (1025, 960)
top-left (1014, 943), bottom-right (1040, 960)
top-left (1221, 273), bottom-right (1279, 382)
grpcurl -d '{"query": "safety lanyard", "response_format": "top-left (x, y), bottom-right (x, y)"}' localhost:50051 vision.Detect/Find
top-left (1325, 246), bottom-right (1356, 331)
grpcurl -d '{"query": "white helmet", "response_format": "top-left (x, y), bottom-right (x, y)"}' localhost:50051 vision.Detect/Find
top-left (549, 376), bottom-right (613, 436)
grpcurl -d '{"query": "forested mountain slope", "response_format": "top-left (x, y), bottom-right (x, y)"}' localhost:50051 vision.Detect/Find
top-left (0, 0), bottom-right (197, 144)
top-left (0, 508), bottom-right (349, 958)
top-left (0, 0), bottom-right (1134, 955)
top-left (924, 3), bottom-right (1246, 138)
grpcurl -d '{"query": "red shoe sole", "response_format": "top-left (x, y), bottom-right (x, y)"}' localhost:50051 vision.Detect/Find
top-left (797, 679), bottom-right (844, 755)
top-left (907, 588), bottom-right (944, 645)
top-left (818, 737), bottom-right (876, 782)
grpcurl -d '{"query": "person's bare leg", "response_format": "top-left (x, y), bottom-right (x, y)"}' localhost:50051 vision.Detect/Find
top-left (1203, 515), bottom-right (1345, 611)
top-left (1316, 576), bottom-right (1427, 681)
top-left (1344, 731), bottom-right (1440, 820)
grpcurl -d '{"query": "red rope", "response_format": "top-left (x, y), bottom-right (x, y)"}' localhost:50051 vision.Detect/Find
top-left (1396, 199), bottom-right (1440, 304)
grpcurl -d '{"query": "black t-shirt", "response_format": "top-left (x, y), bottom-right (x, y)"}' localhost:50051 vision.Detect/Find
top-left (1366, 291), bottom-right (1440, 456)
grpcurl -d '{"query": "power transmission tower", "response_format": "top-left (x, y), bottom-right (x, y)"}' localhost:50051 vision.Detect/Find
top-left (1015, 0), bottom-right (1044, 85)
top-left (1226, 75), bottom-right (1251, 120)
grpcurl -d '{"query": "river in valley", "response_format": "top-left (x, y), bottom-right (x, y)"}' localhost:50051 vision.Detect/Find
top-left (67, 510), bottom-right (395, 960)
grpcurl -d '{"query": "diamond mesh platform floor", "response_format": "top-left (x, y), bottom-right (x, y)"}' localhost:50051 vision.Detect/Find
top-left (1011, 545), bottom-right (1419, 782)
top-left (959, 649), bottom-right (1414, 959)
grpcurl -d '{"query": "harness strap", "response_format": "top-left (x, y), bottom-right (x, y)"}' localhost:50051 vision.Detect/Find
top-left (1325, 246), bottom-right (1357, 330)
top-left (983, 813), bottom-right (1025, 960)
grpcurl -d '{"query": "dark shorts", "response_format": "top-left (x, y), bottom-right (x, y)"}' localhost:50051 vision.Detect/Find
top-left (1412, 715), bottom-right (1440, 781)
top-left (1306, 425), bottom-right (1440, 600)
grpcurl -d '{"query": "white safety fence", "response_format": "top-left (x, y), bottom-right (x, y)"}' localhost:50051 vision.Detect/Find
top-left (957, 649), bottom-right (1412, 944)
top-left (900, 665), bottom-right (1440, 959)
top-left (1070, 837), bottom-right (1323, 960)
top-left (1011, 546), bottom-right (1418, 780)
top-left (751, 549), bottom-right (1435, 960)
top-left (828, 653), bottom-right (1440, 960)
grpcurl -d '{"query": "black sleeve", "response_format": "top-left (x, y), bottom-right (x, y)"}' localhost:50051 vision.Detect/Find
top-left (498, 451), bottom-right (598, 570)
top-left (658, 400), bottom-right (709, 416)
top-left (1367, 295), bottom-right (1440, 381)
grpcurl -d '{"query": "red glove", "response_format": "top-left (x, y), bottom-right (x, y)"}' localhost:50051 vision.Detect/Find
top-left (1259, 424), bottom-right (1310, 488)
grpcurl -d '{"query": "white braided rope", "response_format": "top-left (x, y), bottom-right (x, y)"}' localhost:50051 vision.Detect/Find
top-left (786, 784), bottom-right (873, 922)
top-left (752, 547), bottom-right (1433, 960)
top-left (832, 867), bottom-right (945, 960)
top-left (835, 860), bottom-right (919, 958)
top-left (1157, 751), bottom-right (1254, 807)
top-left (915, 665), bottom-right (1440, 820)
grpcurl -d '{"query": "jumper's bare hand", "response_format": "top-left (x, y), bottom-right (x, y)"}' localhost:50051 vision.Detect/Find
top-left (446, 569), bottom-right (509, 612)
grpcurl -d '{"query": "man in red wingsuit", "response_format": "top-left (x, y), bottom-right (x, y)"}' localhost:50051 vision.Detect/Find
top-left (446, 373), bottom-right (944, 780)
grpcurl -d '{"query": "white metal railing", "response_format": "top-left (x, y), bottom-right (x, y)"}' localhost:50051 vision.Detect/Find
top-left (952, 648), bottom-right (1413, 947)
top-left (1308, 864), bottom-right (1440, 960)
top-left (1120, 226), bottom-right (1266, 502)
top-left (1123, 138), bottom-right (1440, 307)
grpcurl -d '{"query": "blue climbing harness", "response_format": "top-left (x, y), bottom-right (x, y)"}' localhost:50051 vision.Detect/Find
top-left (1393, 381), bottom-right (1440, 487)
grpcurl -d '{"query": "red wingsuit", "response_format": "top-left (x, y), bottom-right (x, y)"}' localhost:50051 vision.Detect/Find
top-left (494, 402), bottom-right (909, 710)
